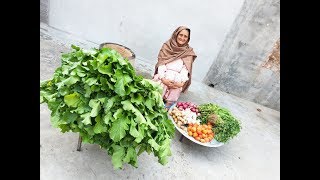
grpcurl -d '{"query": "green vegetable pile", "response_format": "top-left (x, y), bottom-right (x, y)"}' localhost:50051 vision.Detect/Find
top-left (40, 45), bottom-right (175, 169)
top-left (197, 103), bottom-right (241, 143)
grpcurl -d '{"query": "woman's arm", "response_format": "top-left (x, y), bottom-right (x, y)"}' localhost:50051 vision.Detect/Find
top-left (161, 78), bottom-right (173, 87)
top-left (170, 81), bottom-right (185, 89)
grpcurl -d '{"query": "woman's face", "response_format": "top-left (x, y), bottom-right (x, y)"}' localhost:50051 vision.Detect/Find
top-left (176, 29), bottom-right (189, 46)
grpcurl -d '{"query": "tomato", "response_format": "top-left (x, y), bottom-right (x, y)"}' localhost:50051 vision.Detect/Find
top-left (196, 130), bottom-right (202, 134)
top-left (193, 132), bottom-right (198, 138)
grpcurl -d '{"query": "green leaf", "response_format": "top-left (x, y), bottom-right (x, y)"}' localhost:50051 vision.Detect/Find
top-left (71, 44), bottom-right (80, 51)
top-left (147, 139), bottom-right (160, 151)
top-left (126, 84), bottom-right (138, 94)
top-left (64, 92), bottom-right (80, 107)
top-left (98, 63), bottom-right (113, 76)
top-left (40, 95), bottom-right (44, 103)
top-left (59, 124), bottom-right (71, 133)
top-left (114, 70), bottom-right (132, 96)
top-left (106, 80), bottom-right (114, 90)
top-left (61, 65), bottom-right (69, 75)
top-left (121, 100), bottom-right (146, 124)
top-left (89, 59), bottom-right (98, 70)
top-left (109, 117), bottom-right (130, 142)
top-left (40, 91), bottom-right (57, 103)
top-left (129, 119), bottom-right (143, 143)
top-left (89, 99), bottom-right (101, 117)
top-left (103, 111), bottom-right (113, 125)
top-left (145, 116), bottom-right (158, 131)
top-left (117, 57), bottom-right (129, 66)
top-left (70, 102), bottom-right (91, 114)
top-left (93, 115), bottom-right (108, 134)
top-left (137, 144), bottom-right (146, 156)
top-left (84, 84), bottom-right (92, 98)
top-left (50, 111), bottom-right (61, 128)
top-left (61, 111), bottom-right (78, 124)
top-left (104, 96), bottom-right (116, 112)
top-left (130, 93), bottom-right (144, 105)
top-left (113, 108), bottom-right (124, 120)
top-left (85, 77), bottom-right (98, 86)
top-left (84, 126), bottom-right (95, 136)
top-left (83, 49), bottom-right (98, 56)
top-left (81, 112), bottom-right (92, 125)
top-left (119, 136), bottom-right (134, 147)
top-left (63, 76), bottom-right (80, 86)
top-left (111, 145), bottom-right (125, 169)
top-left (97, 50), bottom-right (110, 64)
top-left (158, 138), bottom-right (172, 165)
top-left (151, 91), bottom-right (164, 107)
top-left (145, 98), bottom-right (155, 111)
top-left (123, 147), bottom-right (137, 167)
top-left (161, 119), bottom-right (175, 138)
top-left (76, 68), bottom-right (86, 77)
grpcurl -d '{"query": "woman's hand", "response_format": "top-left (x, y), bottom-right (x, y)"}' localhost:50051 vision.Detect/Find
top-left (171, 82), bottom-right (185, 89)
top-left (161, 78), bottom-right (185, 89)
top-left (161, 78), bottom-right (173, 87)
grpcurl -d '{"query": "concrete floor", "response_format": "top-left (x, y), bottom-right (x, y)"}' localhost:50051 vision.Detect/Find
top-left (40, 23), bottom-right (280, 180)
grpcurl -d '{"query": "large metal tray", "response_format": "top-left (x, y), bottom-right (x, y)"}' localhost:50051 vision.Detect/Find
top-left (168, 103), bottom-right (224, 147)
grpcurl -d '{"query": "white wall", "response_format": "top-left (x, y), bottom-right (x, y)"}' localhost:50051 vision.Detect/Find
top-left (49, 0), bottom-right (245, 81)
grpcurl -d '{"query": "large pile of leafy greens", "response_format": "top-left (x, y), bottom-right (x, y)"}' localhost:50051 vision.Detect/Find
top-left (40, 45), bottom-right (175, 169)
top-left (197, 103), bottom-right (241, 143)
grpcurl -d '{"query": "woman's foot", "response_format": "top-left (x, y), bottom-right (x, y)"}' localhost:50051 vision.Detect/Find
top-left (164, 101), bottom-right (175, 110)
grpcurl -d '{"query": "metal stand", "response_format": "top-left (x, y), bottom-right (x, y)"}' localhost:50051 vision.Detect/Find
top-left (77, 135), bottom-right (82, 151)
top-left (179, 134), bottom-right (184, 142)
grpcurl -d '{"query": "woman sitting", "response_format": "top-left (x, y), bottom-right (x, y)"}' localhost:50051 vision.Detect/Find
top-left (153, 26), bottom-right (197, 109)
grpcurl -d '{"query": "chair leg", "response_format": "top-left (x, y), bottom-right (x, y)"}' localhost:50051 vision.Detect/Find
top-left (77, 135), bottom-right (82, 151)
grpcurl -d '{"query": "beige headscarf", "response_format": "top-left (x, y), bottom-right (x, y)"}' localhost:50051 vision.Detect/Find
top-left (154, 26), bottom-right (197, 93)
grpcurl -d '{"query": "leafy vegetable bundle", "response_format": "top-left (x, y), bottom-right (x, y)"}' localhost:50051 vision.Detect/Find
top-left (197, 103), bottom-right (241, 143)
top-left (40, 45), bottom-right (175, 169)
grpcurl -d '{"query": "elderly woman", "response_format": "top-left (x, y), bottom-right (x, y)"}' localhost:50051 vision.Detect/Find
top-left (153, 26), bottom-right (197, 109)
